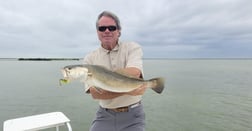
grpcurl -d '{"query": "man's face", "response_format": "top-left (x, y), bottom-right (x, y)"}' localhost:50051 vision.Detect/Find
top-left (97, 16), bottom-right (120, 50)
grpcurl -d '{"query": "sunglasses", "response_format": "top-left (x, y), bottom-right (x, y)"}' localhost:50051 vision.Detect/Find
top-left (98, 26), bottom-right (117, 32)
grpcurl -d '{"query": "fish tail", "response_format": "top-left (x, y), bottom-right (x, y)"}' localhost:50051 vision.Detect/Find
top-left (149, 77), bottom-right (165, 94)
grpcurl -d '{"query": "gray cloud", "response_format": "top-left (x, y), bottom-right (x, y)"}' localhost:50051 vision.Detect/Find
top-left (0, 0), bottom-right (252, 58)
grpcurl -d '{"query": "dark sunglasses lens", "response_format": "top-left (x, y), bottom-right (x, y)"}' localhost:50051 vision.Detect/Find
top-left (98, 26), bottom-right (107, 32)
top-left (108, 26), bottom-right (116, 31)
top-left (98, 26), bottom-right (117, 32)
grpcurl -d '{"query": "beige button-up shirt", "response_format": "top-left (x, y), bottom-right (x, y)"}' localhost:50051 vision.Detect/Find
top-left (83, 41), bottom-right (143, 108)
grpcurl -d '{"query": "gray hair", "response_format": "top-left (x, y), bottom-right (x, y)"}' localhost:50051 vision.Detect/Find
top-left (96, 11), bottom-right (122, 31)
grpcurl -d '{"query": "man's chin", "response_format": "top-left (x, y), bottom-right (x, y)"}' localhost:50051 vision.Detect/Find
top-left (102, 39), bottom-right (113, 44)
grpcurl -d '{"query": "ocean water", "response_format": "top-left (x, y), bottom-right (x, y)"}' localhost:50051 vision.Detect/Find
top-left (0, 59), bottom-right (251, 131)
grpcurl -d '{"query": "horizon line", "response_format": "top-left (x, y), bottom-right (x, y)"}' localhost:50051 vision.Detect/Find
top-left (1, 57), bottom-right (252, 60)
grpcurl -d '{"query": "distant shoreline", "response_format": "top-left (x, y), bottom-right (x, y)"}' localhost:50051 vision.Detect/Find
top-left (0, 58), bottom-right (81, 61)
top-left (17, 58), bottom-right (81, 61)
top-left (0, 58), bottom-right (251, 61)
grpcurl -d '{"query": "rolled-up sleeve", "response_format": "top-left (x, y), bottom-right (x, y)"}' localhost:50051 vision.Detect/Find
top-left (125, 42), bottom-right (144, 77)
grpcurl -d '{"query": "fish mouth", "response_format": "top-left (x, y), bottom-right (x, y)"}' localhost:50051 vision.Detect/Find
top-left (59, 66), bottom-right (89, 86)
top-left (60, 68), bottom-right (72, 86)
top-left (61, 69), bottom-right (69, 78)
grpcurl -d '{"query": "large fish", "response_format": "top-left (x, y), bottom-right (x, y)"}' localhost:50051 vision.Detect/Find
top-left (60, 64), bottom-right (164, 94)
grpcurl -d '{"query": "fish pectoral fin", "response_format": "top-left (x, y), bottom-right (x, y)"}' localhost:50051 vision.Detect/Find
top-left (87, 73), bottom-right (92, 76)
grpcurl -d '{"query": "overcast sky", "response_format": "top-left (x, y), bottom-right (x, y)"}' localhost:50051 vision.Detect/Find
top-left (1, 0), bottom-right (252, 58)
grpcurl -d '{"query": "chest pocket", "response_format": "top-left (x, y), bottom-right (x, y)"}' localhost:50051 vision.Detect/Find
top-left (108, 50), bottom-right (127, 70)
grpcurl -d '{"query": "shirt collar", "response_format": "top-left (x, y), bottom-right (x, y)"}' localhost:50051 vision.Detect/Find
top-left (100, 42), bottom-right (120, 53)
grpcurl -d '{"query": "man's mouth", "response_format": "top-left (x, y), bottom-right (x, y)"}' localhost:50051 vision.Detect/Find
top-left (103, 35), bottom-right (112, 38)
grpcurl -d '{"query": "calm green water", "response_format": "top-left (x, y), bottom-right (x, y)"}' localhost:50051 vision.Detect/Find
top-left (0, 59), bottom-right (251, 131)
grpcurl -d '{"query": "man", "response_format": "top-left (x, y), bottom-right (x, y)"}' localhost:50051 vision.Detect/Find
top-left (83, 11), bottom-right (147, 131)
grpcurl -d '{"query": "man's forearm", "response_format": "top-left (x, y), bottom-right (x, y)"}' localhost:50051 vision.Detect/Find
top-left (116, 67), bottom-right (142, 78)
